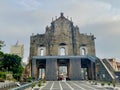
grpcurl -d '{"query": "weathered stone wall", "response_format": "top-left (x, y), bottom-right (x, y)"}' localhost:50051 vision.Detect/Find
top-left (28, 13), bottom-right (96, 77)
top-left (29, 13), bottom-right (96, 58)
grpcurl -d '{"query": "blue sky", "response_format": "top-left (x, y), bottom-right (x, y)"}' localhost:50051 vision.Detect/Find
top-left (0, 0), bottom-right (120, 62)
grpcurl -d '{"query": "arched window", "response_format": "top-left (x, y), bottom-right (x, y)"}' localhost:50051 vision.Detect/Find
top-left (40, 49), bottom-right (44, 56)
top-left (80, 47), bottom-right (87, 55)
top-left (81, 48), bottom-right (86, 55)
top-left (60, 47), bottom-right (66, 55)
top-left (38, 47), bottom-right (46, 56)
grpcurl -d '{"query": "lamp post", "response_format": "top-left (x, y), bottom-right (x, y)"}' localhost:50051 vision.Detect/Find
top-left (102, 74), bottom-right (105, 81)
top-left (115, 75), bottom-right (118, 84)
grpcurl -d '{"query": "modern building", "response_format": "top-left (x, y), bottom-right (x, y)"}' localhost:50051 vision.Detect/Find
top-left (108, 58), bottom-right (120, 71)
top-left (28, 13), bottom-right (98, 80)
top-left (10, 41), bottom-right (24, 58)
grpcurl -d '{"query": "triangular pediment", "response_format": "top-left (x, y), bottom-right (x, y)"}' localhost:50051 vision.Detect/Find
top-left (52, 13), bottom-right (72, 24)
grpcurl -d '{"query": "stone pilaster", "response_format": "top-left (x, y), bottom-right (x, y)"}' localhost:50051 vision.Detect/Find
top-left (46, 58), bottom-right (57, 80)
top-left (91, 61), bottom-right (95, 80)
top-left (32, 59), bottom-right (37, 79)
top-left (70, 58), bottom-right (81, 80)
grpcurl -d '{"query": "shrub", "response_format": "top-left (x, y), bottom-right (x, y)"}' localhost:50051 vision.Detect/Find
top-left (0, 72), bottom-right (6, 79)
top-left (42, 79), bottom-right (46, 83)
top-left (39, 80), bottom-right (42, 84)
top-left (6, 73), bottom-right (13, 80)
top-left (31, 82), bottom-right (35, 88)
top-left (108, 82), bottom-right (111, 86)
top-left (26, 77), bottom-right (32, 82)
top-left (0, 78), bottom-right (4, 82)
top-left (38, 82), bottom-right (41, 87)
top-left (113, 83), bottom-right (115, 87)
top-left (112, 80), bottom-right (116, 87)
top-left (101, 82), bottom-right (105, 86)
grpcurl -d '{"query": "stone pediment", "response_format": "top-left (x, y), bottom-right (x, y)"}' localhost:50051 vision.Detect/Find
top-left (52, 12), bottom-right (72, 24)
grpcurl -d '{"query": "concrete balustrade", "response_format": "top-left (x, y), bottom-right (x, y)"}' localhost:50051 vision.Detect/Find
top-left (0, 81), bottom-right (16, 89)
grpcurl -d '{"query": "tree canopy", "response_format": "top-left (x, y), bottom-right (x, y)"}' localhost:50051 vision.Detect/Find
top-left (0, 52), bottom-right (23, 81)
top-left (0, 40), bottom-right (5, 50)
top-left (0, 40), bottom-right (23, 81)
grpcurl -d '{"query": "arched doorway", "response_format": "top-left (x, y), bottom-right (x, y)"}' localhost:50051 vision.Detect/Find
top-left (37, 60), bottom-right (46, 80)
top-left (81, 58), bottom-right (95, 80)
top-left (57, 59), bottom-right (70, 80)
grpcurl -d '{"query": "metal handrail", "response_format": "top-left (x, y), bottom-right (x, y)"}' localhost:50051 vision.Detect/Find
top-left (102, 59), bottom-right (115, 78)
top-left (10, 81), bottom-right (38, 90)
top-left (100, 59), bottom-right (115, 79)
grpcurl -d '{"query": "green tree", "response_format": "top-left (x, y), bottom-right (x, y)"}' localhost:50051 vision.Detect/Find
top-left (0, 51), bottom-right (4, 71)
top-left (0, 41), bottom-right (23, 81)
top-left (0, 40), bottom-right (5, 50)
top-left (0, 53), bottom-right (23, 81)
top-left (0, 40), bottom-right (5, 70)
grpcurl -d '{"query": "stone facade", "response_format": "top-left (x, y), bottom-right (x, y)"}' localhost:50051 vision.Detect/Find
top-left (25, 13), bottom-right (96, 80)
top-left (29, 13), bottom-right (95, 58)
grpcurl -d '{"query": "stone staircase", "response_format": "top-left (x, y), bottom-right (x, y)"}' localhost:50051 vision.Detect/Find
top-left (96, 59), bottom-right (115, 82)
top-left (102, 59), bottom-right (116, 78)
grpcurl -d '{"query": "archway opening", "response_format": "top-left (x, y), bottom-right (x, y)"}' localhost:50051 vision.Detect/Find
top-left (80, 47), bottom-right (87, 55)
top-left (40, 49), bottom-right (44, 56)
top-left (60, 47), bottom-right (66, 55)
top-left (57, 59), bottom-right (70, 81)
top-left (81, 59), bottom-right (95, 80)
top-left (37, 60), bottom-right (46, 79)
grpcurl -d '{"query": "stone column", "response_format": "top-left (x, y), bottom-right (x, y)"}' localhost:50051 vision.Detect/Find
top-left (88, 61), bottom-right (95, 80)
top-left (91, 62), bottom-right (95, 80)
top-left (88, 62), bottom-right (92, 80)
top-left (46, 58), bottom-right (57, 80)
top-left (37, 66), bottom-right (39, 79)
top-left (32, 59), bottom-right (37, 79)
top-left (70, 58), bottom-right (81, 80)
top-left (67, 63), bottom-right (70, 78)
top-left (95, 64), bottom-right (98, 80)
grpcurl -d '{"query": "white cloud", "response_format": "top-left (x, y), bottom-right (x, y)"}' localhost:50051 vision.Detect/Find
top-left (15, 0), bottom-right (41, 10)
top-left (113, 15), bottom-right (120, 21)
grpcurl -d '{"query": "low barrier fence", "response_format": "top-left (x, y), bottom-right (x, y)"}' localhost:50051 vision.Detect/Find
top-left (0, 81), bottom-right (16, 89)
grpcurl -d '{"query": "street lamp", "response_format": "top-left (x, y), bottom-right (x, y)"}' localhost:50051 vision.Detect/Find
top-left (115, 75), bottom-right (119, 83)
top-left (102, 74), bottom-right (105, 78)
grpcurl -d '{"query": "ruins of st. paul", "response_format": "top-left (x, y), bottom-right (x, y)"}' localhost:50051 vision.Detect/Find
top-left (27, 13), bottom-right (98, 81)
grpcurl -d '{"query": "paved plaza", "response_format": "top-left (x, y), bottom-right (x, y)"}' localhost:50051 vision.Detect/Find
top-left (39, 81), bottom-right (120, 90)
